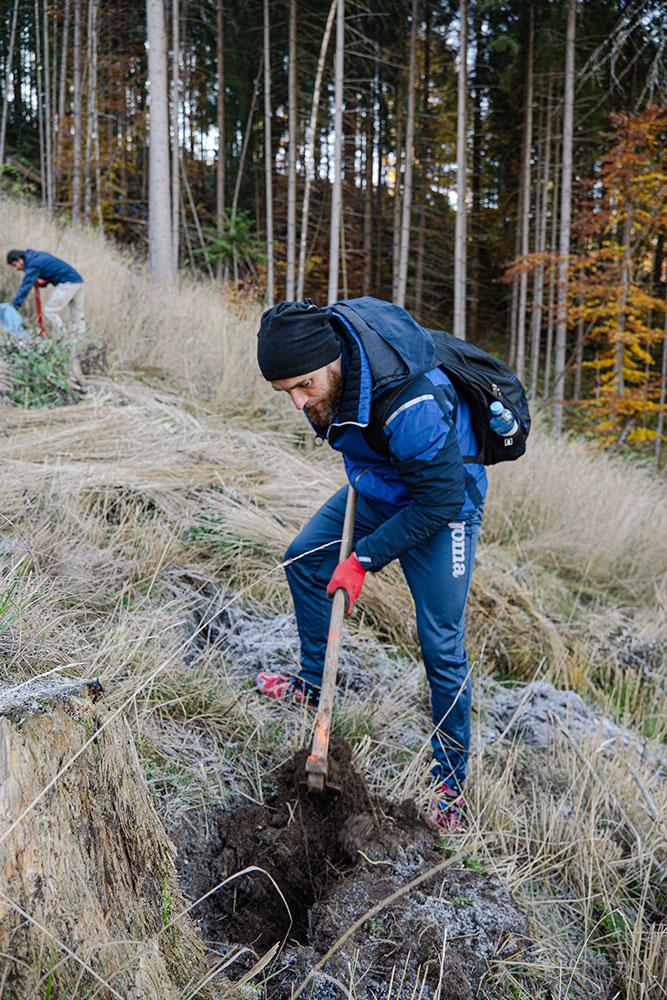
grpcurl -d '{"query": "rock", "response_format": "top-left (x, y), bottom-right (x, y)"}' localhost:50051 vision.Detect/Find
top-left (479, 677), bottom-right (642, 755)
top-left (306, 865), bottom-right (528, 1000)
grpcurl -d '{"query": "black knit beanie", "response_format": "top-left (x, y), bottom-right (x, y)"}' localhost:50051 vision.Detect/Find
top-left (257, 299), bottom-right (341, 381)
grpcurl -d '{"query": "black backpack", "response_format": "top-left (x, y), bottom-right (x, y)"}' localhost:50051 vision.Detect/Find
top-left (364, 329), bottom-right (531, 465)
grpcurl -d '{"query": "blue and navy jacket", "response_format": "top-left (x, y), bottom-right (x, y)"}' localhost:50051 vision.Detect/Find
top-left (316, 297), bottom-right (487, 572)
top-left (12, 249), bottom-right (83, 309)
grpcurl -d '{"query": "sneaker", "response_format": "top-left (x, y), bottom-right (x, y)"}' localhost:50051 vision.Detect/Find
top-left (429, 783), bottom-right (466, 832)
top-left (254, 672), bottom-right (318, 708)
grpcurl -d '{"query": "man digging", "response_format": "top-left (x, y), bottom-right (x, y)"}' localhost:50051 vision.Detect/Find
top-left (254, 297), bottom-right (488, 831)
top-left (6, 248), bottom-right (86, 384)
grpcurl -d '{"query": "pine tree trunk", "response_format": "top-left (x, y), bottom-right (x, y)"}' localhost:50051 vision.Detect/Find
top-left (468, 6), bottom-right (483, 343)
top-left (215, 0), bottom-right (224, 280)
top-left (515, 11), bottom-right (533, 383)
top-left (414, 193), bottom-right (426, 320)
top-left (655, 278), bottom-right (667, 468)
top-left (84, 0), bottom-right (94, 219)
top-left (374, 53), bottom-right (384, 293)
top-left (34, 0), bottom-right (46, 206)
top-left (181, 159), bottom-right (213, 279)
top-left (573, 285), bottom-right (584, 400)
top-left (391, 77), bottom-right (404, 301)
top-left (296, 0), bottom-right (336, 299)
top-left (171, 0), bottom-right (180, 270)
top-left (92, 0), bottom-right (103, 227)
top-left (55, 0), bottom-right (70, 184)
top-left (147, 0), bottom-right (174, 277)
top-left (231, 60), bottom-right (261, 222)
top-left (614, 209), bottom-right (632, 398)
top-left (552, 0), bottom-right (576, 435)
top-left (72, 0), bottom-right (82, 223)
top-left (43, 0), bottom-right (54, 209)
top-left (453, 0), bottom-right (468, 340)
top-left (327, 0), bottom-right (344, 304)
top-left (286, 0), bottom-right (297, 299)
top-left (0, 0), bottom-right (20, 167)
top-left (543, 117), bottom-right (560, 401)
top-left (362, 78), bottom-right (373, 297)
top-left (263, 0), bottom-right (275, 305)
top-left (396, 0), bottom-right (418, 309)
top-left (509, 221), bottom-right (520, 366)
top-left (529, 74), bottom-right (552, 398)
top-left (414, 5), bottom-right (431, 321)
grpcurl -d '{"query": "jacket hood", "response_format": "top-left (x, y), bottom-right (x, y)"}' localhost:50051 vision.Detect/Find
top-left (335, 297), bottom-right (437, 384)
top-left (322, 297), bottom-right (438, 435)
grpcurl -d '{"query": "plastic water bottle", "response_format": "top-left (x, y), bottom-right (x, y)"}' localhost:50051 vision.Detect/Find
top-left (489, 400), bottom-right (518, 438)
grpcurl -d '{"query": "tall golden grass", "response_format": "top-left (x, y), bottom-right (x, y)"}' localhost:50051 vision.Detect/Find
top-left (0, 197), bottom-right (265, 407)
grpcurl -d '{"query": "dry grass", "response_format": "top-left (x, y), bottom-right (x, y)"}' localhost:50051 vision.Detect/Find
top-left (485, 414), bottom-right (667, 606)
top-left (1, 380), bottom-right (665, 996)
top-left (0, 196), bottom-right (265, 407)
top-left (1, 196), bottom-right (666, 997)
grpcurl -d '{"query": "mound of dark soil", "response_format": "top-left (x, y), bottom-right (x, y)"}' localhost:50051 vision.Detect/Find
top-left (172, 737), bottom-right (529, 999)
top-left (216, 737), bottom-right (417, 947)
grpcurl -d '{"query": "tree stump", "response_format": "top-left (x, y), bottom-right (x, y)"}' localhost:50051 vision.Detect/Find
top-left (0, 676), bottom-right (238, 999)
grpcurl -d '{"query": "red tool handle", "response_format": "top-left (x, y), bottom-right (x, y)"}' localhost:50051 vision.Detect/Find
top-left (33, 283), bottom-right (45, 337)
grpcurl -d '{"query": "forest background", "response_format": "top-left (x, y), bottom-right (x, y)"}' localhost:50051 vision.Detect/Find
top-left (0, 0), bottom-right (665, 456)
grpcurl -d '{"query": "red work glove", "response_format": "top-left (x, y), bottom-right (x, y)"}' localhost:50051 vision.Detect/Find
top-left (326, 552), bottom-right (367, 614)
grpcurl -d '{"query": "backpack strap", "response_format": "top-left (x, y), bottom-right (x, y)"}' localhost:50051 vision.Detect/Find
top-left (364, 371), bottom-right (479, 462)
top-left (363, 377), bottom-right (420, 456)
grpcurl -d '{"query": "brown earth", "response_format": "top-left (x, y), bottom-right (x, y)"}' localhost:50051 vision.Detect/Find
top-left (173, 737), bottom-right (529, 999)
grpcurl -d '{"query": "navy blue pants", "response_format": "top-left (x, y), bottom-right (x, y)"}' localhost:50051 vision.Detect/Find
top-left (284, 486), bottom-right (481, 791)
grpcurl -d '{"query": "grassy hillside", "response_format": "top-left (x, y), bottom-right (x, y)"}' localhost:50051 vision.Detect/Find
top-left (1, 198), bottom-right (666, 998)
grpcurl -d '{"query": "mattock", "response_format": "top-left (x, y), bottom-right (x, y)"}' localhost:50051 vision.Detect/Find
top-left (305, 485), bottom-right (357, 793)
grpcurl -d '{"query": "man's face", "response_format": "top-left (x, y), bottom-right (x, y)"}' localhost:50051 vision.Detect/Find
top-left (9, 259), bottom-right (24, 272)
top-left (271, 356), bottom-right (343, 431)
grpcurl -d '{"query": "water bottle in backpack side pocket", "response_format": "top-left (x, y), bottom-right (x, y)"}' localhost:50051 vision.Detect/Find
top-left (489, 399), bottom-right (519, 438)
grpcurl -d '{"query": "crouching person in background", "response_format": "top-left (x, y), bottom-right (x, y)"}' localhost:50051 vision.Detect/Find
top-left (7, 248), bottom-right (86, 384)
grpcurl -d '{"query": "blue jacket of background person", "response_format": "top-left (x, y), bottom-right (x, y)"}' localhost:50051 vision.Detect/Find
top-left (12, 249), bottom-right (83, 309)
top-left (314, 296), bottom-right (488, 572)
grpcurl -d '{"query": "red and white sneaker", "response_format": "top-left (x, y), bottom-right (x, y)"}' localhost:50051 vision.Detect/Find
top-left (429, 783), bottom-right (466, 832)
top-left (254, 672), bottom-right (317, 708)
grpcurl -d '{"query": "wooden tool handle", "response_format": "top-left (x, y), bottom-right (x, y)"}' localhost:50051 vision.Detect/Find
top-left (305, 485), bottom-right (357, 791)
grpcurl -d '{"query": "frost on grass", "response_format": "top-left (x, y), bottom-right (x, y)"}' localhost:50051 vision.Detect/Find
top-left (167, 588), bottom-right (665, 999)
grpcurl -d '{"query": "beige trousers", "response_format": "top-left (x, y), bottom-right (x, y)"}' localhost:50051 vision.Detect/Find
top-left (44, 282), bottom-right (86, 382)
top-left (44, 281), bottom-right (86, 336)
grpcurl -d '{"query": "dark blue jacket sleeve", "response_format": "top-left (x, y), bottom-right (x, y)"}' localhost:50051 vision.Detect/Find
top-left (12, 261), bottom-right (40, 309)
top-left (354, 387), bottom-right (466, 570)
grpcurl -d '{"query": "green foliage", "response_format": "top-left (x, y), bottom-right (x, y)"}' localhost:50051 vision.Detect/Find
top-left (186, 517), bottom-right (272, 559)
top-left (0, 557), bottom-right (31, 624)
top-left (43, 950), bottom-right (56, 1000)
top-left (463, 857), bottom-right (488, 875)
top-left (196, 212), bottom-right (265, 272)
top-left (600, 908), bottom-right (631, 942)
top-left (0, 162), bottom-right (40, 199)
top-left (0, 557), bottom-right (36, 646)
top-left (0, 334), bottom-right (75, 407)
top-left (160, 876), bottom-right (173, 927)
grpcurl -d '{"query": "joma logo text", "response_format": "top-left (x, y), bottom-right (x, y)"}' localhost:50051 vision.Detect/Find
top-left (448, 521), bottom-right (466, 578)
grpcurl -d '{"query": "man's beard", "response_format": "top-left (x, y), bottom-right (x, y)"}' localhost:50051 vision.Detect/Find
top-left (305, 368), bottom-right (344, 432)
